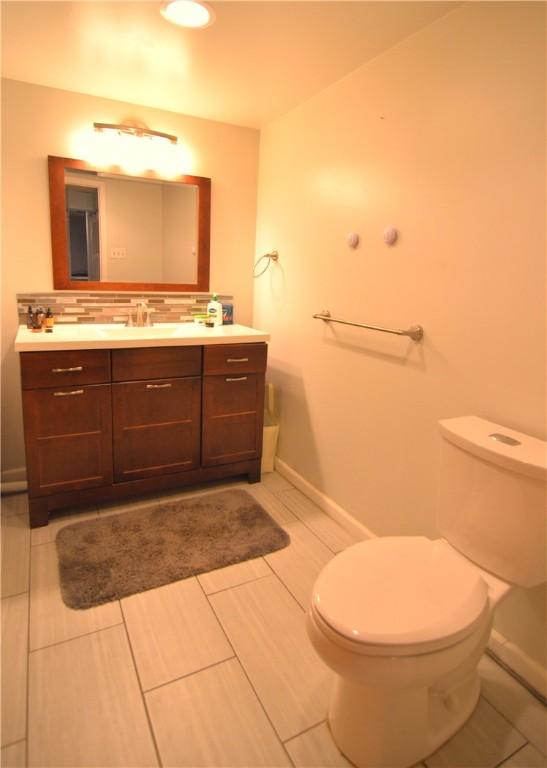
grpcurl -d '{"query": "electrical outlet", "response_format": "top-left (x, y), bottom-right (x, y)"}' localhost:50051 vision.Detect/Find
top-left (110, 247), bottom-right (127, 259)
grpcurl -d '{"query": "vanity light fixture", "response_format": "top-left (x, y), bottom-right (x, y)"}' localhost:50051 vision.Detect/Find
top-left (93, 123), bottom-right (177, 145)
top-left (90, 121), bottom-right (191, 177)
top-left (160, 0), bottom-right (215, 29)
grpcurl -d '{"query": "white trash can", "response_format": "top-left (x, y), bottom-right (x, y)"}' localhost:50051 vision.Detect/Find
top-left (261, 383), bottom-right (279, 473)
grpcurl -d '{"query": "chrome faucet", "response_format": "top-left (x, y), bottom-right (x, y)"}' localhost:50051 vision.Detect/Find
top-left (135, 301), bottom-right (146, 327)
top-left (124, 300), bottom-right (153, 327)
top-left (125, 300), bottom-right (153, 327)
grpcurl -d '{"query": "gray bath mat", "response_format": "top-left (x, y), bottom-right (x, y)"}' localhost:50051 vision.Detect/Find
top-left (56, 489), bottom-right (290, 609)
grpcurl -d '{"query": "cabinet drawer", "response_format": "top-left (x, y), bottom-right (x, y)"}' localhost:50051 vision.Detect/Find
top-left (203, 343), bottom-right (267, 375)
top-left (112, 346), bottom-right (202, 382)
top-left (20, 349), bottom-right (111, 389)
top-left (203, 373), bottom-right (263, 417)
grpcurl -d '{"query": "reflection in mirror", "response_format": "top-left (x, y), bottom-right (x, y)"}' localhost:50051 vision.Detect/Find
top-left (65, 170), bottom-right (198, 284)
top-left (49, 156), bottom-right (210, 292)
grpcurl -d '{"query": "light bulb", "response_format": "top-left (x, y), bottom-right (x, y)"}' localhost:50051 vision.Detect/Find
top-left (160, 0), bottom-right (215, 29)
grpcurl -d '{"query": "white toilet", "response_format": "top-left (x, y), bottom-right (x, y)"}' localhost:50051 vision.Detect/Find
top-left (307, 416), bottom-right (546, 768)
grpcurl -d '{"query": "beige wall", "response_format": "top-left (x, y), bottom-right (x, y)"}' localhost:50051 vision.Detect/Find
top-left (1, 79), bottom-right (259, 472)
top-left (254, 3), bottom-right (545, 667)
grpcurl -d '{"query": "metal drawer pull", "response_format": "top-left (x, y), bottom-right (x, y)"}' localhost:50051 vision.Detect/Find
top-left (146, 383), bottom-right (172, 389)
top-left (226, 376), bottom-right (248, 382)
top-left (226, 357), bottom-right (248, 363)
top-left (53, 389), bottom-right (84, 397)
top-left (51, 366), bottom-right (83, 373)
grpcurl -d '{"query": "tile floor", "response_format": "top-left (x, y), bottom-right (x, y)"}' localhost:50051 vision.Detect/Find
top-left (1, 473), bottom-right (546, 768)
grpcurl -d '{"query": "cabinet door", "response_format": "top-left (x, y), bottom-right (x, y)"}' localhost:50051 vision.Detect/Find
top-left (22, 384), bottom-right (113, 497)
top-left (113, 377), bottom-right (201, 482)
top-left (202, 373), bottom-right (265, 467)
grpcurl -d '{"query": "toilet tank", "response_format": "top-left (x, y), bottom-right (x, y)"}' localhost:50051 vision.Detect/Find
top-left (438, 416), bottom-right (546, 587)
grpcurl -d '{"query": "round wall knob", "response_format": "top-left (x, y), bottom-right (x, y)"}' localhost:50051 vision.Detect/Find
top-left (347, 232), bottom-right (360, 249)
top-left (383, 226), bottom-right (398, 245)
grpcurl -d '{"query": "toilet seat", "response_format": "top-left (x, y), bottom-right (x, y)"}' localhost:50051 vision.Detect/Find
top-left (312, 537), bottom-right (490, 656)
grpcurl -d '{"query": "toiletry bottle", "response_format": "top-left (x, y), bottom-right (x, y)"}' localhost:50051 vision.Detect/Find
top-left (207, 293), bottom-right (223, 327)
top-left (45, 307), bottom-right (54, 333)
top-left (26, 305), bottom-right (34, 329)
top-left (32, 307), bottom-right (44, 332)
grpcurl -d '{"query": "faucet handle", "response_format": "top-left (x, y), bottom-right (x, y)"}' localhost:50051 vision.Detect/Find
top-left (145, 308), bottom-right (154, 327)
top-left (125, 311), bottom-right (134, 327)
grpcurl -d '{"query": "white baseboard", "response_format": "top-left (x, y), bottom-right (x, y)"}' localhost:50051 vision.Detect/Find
top-left (1, 466), bottom-right (27, 483)
top-left (274, 457), bottom-right (375, 541)
top-left (1, 467), bottom-right (28, 494)
top-left (487, 629), bottom-right (547, 701)
top-left (274, 456), bottom-right (546, 701)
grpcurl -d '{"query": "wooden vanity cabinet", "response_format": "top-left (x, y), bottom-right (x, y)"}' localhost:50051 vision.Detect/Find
top-left (20, 342), bottom-right (267, 527)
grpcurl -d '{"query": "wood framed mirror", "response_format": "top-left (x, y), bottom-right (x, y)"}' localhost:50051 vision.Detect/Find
top-left (48, 155), bottom-right (211, 292)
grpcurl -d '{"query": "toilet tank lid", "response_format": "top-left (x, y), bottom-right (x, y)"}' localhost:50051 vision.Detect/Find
top-left (440, 416), bottom-right (546, 481)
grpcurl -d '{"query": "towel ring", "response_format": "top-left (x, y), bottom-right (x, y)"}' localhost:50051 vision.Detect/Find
top-left (253, 250), bottom-right (279, 278)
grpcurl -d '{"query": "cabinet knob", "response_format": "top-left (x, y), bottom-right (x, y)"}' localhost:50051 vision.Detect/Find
top-left (226, 358), bottom-right (248, 363)
top-left (146, 383), bottom-right (172, 389)
top-left (225, 376), bottom-right (248, 382)
top-left (53, 389), bottom-right (84, 397)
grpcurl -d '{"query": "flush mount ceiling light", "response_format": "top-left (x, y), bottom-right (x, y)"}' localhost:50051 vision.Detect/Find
top-left (160, 0), bottom-right (215, 28)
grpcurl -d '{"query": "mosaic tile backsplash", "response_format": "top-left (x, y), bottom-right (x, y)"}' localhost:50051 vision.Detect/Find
top-left (16, 291), bottom-right (234, 325)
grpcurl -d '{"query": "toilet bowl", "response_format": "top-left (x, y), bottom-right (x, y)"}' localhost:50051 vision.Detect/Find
top-left (307, 417), bottom-right (546, 768)
top-left (307, 536), bottom-right (509, 768)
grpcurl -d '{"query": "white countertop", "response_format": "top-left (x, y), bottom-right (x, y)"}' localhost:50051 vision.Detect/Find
top-left (14, 323), bottom-right (270, 352)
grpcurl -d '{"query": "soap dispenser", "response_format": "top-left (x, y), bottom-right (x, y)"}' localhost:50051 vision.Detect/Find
top-left (207, 293), bottom-right (223, 327)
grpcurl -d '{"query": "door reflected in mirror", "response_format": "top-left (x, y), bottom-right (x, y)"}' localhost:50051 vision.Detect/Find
top-left (49, 156), bottom-right (210, 292)
top-left (66, 184), bottom-right (100, 281)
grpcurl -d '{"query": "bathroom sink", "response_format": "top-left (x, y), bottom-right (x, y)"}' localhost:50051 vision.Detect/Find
top-left (14, 322), bottom-right (270, 351)
top-left (97, 325), bottom-right (181, 339)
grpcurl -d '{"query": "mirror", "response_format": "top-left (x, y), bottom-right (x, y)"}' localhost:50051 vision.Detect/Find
top-left (48, 155), bottom-right (210, 292)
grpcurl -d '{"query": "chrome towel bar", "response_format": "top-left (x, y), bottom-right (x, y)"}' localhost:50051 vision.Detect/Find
top-left (313, 310), bottom-right (424, 342)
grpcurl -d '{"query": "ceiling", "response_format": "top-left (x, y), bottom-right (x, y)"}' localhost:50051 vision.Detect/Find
top-left (1, 1), bottom-right (460, 128)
